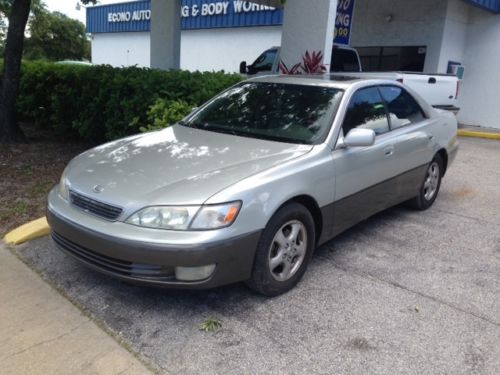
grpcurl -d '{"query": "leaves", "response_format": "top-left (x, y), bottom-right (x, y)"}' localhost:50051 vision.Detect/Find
top-left (140, 99), bottom-right (194, 132)
top-left (279, 50), bottom-right (328, 75)
top-left (15, 61), bottom-right (243, 142)
top-left (199, 317), bottom-right (222, 332)
top-left (302, 50), bottom-right (327, 74)
top-left (279, 61), bottom-right (302, 75)
top-left (24, 10), bottom-right (90, 61)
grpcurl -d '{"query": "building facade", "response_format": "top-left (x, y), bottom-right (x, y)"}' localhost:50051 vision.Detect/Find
top-left (86, 0), bottom-right (500, 129)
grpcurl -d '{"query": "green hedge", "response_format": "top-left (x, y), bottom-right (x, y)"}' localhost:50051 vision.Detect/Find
top-left (15, 61), bottom-right (242, 141)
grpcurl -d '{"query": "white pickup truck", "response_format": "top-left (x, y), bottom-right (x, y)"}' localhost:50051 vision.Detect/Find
top-left (342, 71), bottom-right (460, 113)
top-left (241, 46), bottom-right (460, 113)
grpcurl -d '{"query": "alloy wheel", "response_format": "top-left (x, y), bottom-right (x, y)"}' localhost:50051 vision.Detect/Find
top-left (268, 220), bottom-right (308, 282)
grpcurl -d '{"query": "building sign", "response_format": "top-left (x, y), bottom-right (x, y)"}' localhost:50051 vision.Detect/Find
top-left (88, 0), bottom-right (355, 41)
top-left (181, 0), bottom-right (283, 29)
top-left (107, 10), bottom-right (151, 23)
top-left (87, 0), bottom-right (151, 33)
top-left (334, 0), bottom-right (355, 45)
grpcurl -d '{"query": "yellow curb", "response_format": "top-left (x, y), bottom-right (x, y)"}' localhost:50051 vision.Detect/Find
top-left (4, 217), bottom-right (50, 245)
top-left (458, 129), bottom-right (500, 140)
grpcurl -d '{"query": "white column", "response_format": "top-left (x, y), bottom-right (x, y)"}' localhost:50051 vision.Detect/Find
top-left (150, 0), bottom-right (181, 70)
top-left (279, 0), bottom-right (338, 72)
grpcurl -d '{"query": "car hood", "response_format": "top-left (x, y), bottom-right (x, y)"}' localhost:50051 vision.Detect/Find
top-left (66, 125), bottom-right (312, 208)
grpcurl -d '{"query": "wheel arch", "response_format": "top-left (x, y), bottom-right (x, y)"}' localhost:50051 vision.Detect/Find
top-left (436, 148), bottom-right (448, 176)
top-left (273, 195), bottom-right (323, 246)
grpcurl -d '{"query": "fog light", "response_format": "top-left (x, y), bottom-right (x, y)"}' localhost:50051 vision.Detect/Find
top-left (175, 264), bottom-right (216, 281)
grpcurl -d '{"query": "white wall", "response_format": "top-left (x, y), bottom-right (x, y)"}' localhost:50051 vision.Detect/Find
top-left (91, 32), bottom-right (150, 68)
top-left (437, 0), bottom-right (470, 73)
top-left (458, 7), bottom-right (500, 129)
top-left (180, 26), bottom-right (282, 72)
top-left (350, 0), bottom-right (448, 73)
top-left (279, 0), bottom-right (336, 71)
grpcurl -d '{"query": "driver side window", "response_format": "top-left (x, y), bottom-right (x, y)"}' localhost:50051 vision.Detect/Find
top-left (342, 87), bottom-right (389, 136)
top-left (251, 49), bottom-right (277, 73)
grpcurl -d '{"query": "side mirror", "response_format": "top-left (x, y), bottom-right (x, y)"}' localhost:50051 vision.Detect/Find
top-left (239, 61), bottom-right (247, 74)
top-left (338, 128), bottom-right (376, 148)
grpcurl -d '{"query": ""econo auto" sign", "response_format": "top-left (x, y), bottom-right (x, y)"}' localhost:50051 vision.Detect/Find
top-left (107, 9), bottom-right (151, 23)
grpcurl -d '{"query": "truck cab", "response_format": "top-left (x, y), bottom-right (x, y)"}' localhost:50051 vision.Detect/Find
top-left (240, 44), bottom-right (362, 75)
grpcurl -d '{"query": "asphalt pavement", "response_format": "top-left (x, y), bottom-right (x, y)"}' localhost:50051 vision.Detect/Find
top-left (14, 137), bottom-right (500, 374)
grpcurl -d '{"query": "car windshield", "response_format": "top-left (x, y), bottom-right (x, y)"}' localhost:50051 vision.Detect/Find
top-left (182, 82), bottom-right (344, 144)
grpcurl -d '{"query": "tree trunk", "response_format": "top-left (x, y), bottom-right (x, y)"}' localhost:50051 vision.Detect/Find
top-left (0, 0), bottom-right (31, 143)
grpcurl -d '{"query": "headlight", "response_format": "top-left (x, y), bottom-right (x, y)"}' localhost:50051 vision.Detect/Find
top-left (125, 201), bottom-right (241, 230)
top-left (126, 206), bottom-right (199, 230)
top-left (58, 168), bottom-right (70, 201)
top-left (190, 201), bottom-right (241, 230)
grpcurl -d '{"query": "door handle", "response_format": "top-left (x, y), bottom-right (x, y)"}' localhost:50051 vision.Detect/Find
top-left (384, 146), bottom-right (395, 156)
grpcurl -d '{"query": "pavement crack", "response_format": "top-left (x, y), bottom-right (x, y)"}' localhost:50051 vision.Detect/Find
top-left (433, 207), bottom-right (500, 227)
top-left (326, 259), bottom-right (500, 328)
top-left (116, 365), bottom-right (133, 375)
top-left (1, 321), bottom-right (88, 361)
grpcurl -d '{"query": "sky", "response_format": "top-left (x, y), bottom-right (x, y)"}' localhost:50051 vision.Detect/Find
top-left (44, 0), bottom-right (132, 24)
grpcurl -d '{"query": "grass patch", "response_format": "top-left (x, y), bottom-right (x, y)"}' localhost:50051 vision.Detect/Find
top-left (13, 201), bottom-right (28, 215)
top-left (199, 317), bottom-right (222, 332)
top-left (29, 182), bottom-right (54, 197)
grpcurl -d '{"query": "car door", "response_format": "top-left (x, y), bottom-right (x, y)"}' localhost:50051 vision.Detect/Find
top-left (331, 86), bottom-right (400, 236)
top-left (378, 85), bottom-right (434, 201)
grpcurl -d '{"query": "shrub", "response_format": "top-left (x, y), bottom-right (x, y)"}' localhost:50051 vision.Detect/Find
top-left (16, 61), bottom-right (242, 141)
top-left (140, 99), bottom-right (194, 133)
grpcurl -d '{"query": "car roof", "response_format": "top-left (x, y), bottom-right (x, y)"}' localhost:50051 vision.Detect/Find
top-left (247, 74), bottom-right (373, 89)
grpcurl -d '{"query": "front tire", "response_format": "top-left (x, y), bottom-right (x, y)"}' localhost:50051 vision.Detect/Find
top-left (246, 203), bottom-right (315, 296)
top-left (409, 154), bottom-right (443, 210)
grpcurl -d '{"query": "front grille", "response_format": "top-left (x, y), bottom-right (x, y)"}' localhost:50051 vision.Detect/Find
top-left (52, 231), bottom-right (175, 281)
top-left (69, 190), bottom-right (123, 220)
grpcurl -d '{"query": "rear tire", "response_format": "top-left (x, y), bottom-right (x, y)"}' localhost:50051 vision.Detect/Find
top-left (246, 203), bottom-right (315, 297)
top-left (408, 154), bottom-right (443, 210)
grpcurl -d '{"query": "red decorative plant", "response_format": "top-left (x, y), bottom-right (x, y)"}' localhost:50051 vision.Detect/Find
top-left (279, 50), bottom-right (328, 75)
top-left (302, 50), bottom-right (327, 74)
top-left (279, 61), bottom-right (302, 75)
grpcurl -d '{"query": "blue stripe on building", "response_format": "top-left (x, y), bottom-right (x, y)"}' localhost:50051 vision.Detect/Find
top-left (180, 0), bottom-right (283, 29)
top-left (86, 0), bottom-right (500, 34)
top-left (86, 0), bottom-right (283, 33)
top-left (86, 0), bottom-right (151, 33)
top-left (464, 0), bottom-right (500, 13)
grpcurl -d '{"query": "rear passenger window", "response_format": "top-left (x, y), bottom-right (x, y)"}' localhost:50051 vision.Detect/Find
top-left (379, 86), bottom-right (426, 130)
top-left (331, 49), bottom-right (360, 72)
top-left (342, 87), bottom-right (389, 136)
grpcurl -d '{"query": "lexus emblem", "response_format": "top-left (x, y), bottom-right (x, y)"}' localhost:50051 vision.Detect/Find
top-left (93, 184), bottom-right (104, 193)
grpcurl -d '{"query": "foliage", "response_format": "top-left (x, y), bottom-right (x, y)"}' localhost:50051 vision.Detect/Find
top-left (1, 0), bottom-right (97, 143)
top-left (279, 50), bottom-right (328, 75)
top-left (16, 61), bottom-right (242, 141)
top-left (140, 99), bottom-right (194, 133)
top-left (0, 6), bottom-right (6, 55)
top-left (24, 10), bottom-right (90, 61)
top-left (199, 317), bottom-right (222, 332)
top-left (278, 61), bottom-right (301, 75)
top-left (301, 50), bottom-right (327, 74)
top-left (0, 0), bottom-right (46, 50)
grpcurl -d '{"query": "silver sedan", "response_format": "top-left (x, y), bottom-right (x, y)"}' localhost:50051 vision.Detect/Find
top-left (47, 75), bottom-right (458, 296)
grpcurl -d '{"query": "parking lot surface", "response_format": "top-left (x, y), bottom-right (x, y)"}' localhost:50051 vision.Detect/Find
top-left (15, 137), bottom-right (500, 374)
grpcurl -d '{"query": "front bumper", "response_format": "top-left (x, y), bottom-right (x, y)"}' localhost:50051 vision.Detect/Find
top-left (47, 208), bottom-right (261, 289)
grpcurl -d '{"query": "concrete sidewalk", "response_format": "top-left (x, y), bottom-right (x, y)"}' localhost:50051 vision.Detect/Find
top-left (0, 244), bottom-right (152, 375)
